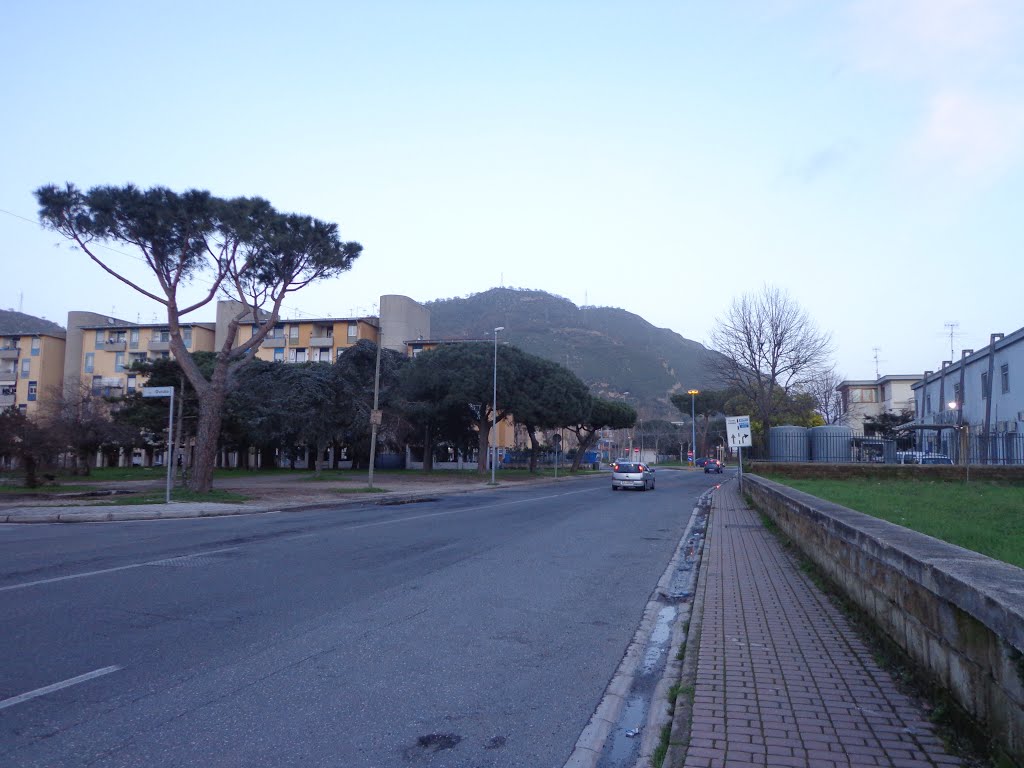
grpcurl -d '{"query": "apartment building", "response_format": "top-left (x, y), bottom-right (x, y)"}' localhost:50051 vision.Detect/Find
top-left (63, 311), bottom-right (215, 400)
top-left (0, 330), bottom-right (66, 416)
top-left (836, 374), bottom-right (919, 431)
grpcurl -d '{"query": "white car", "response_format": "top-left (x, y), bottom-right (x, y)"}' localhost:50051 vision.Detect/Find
top-left (611, 461), bottom-right (655, 491)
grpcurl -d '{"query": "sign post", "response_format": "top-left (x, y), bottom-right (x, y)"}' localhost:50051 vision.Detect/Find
top-left (142, 386), bottom-right (175, 503)
top-left (726, 415), bottom-right (752, 492)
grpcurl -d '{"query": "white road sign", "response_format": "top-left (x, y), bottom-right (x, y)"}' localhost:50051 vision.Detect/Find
top-left (726, 415), bottom-right (752, 448)
top-left (141, 386), bottom-right (174, 398)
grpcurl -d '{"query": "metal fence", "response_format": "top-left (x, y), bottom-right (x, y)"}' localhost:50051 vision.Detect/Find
top-left (750, 430), bottom-right (1024, 466)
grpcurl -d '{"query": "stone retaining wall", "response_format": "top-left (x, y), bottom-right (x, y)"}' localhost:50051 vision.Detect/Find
top-left (744, 474), bottom-right (1024, 763)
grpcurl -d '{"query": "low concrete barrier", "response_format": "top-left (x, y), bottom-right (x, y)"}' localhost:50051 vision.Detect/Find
top-left (745, 474), bottom-right (1024, 763)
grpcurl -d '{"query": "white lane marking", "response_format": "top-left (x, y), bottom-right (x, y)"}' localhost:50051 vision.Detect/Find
top-left (0, 665), bottom-right (122, 711)
top-left (0, 547), bottom-right (239, 593)
top-left (0, 487), bottom-right (600, 590)
top-left (343, 487), bottom-right (599, 532)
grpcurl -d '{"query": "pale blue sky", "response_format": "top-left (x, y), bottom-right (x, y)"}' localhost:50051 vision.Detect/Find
top-left (3, 0), bottom-right (1022, 380)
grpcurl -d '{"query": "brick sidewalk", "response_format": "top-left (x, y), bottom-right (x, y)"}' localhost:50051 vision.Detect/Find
top-left (681, 481), bottom-right (961, 768)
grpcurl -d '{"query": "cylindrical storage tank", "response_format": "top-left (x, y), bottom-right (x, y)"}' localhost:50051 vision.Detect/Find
top-left (809, 425), bottom-right (855, 463)
top-left (769, 426), bottom-right (809, 462)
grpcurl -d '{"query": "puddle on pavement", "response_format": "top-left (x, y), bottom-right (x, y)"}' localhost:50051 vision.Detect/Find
top-left (642, 605), bottom-right (677, 673)
top-left (601, 695), bottom-right (647, 764)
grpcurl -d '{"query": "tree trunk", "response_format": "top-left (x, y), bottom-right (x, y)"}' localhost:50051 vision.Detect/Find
top-left (477, 416), bottom-right (491, 473)
top-left (312, 440), bottom-right (322, 479)
top-left (527, 426), bottom-right (539, 473)
top-left (570, 428), bottom-right (598, 472)
top-left (423, 424), bottom-right (434, 472)
top-left (189, 395), bottom-right (225, 492)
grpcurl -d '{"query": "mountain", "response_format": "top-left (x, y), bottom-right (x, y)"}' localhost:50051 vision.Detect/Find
top-left (0, 310), bottom-right (65, 336)
top-left (426, 288), bottom-right (727, 421)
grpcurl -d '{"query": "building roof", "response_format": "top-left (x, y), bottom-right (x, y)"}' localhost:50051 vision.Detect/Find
top-left (78, 322), bottom-right (215, 331)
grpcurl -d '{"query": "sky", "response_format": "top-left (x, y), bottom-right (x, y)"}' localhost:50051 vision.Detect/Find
top-left (3, 0), bottom-right (1023, 381)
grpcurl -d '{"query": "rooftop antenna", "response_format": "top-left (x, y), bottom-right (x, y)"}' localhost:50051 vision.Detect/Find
top-left (18, 292), bottom-right (23, 313)
top-left (944, 321), bottom-right (960, 360)
top-left (871, 347), bottom-right (886, 378)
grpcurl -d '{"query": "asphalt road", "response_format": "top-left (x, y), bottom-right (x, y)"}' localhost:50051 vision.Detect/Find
top-left (0, 469), bottom-right (718, 768)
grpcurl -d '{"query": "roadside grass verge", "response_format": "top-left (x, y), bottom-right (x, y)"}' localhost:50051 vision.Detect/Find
top-left (760, 476), bottom-right (1024, 568)
top-left (99, 489), bottom-right (249, 505)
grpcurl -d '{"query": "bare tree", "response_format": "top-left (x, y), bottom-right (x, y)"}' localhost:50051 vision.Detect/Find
top-left (709, 286), bottom-right (833, 430)
top-left (802, 367), bottom-right (848, 424)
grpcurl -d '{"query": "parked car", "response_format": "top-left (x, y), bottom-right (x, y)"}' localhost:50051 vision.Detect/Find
top-left (611, 461), bottom-right (655, 491)
top-left (896, 452), bottom-right (954, 465)
top-left (695, 457), bottom-right (711, 468)
top-left (704, 459), bottom-right (723, 474)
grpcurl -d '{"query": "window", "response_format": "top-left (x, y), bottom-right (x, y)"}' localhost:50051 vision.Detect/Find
top-left (982, 372), bottom-right (990, 400)
top-left (273, 347), bottom-right (285, 362)
top-left (314, 348), bottom-right (332, 362)
top-left (129, 328), bottom-right (140, 348)
top-left (95, 330), bottom-right (105, 349)
top-left (84, 353), bottom-right (95, 373)
top-left (155, 329), bottom-right (171, 343)
top-left (953, 383), bottom-right (961, 404)
top-left (1002, 364), bottom-right (1010, 394)
top-left (31, 337), bottom-right (40, 356)
top-left (127, 375), bottom-right (137, 393)
top-left (17, 404), bottom-right (26, 414)
top-left (849, 387), bottom-right (878, 404)
top-left (289, 325), bottom-right (300, 339)
top-left (27, 381), bottom-right (37, 401)
top-left (182, 327), bottom-right (193, 348)
top-left (129, 352), bottom-right (147, 366)
top-left (289, 348), bottom-right (307, 363)
top-left (115, 352), bottom-right (125, 372)
top-left (21, 359), bottom-right (30, 377)
top-left (348, 323), bottom-right (358, 340)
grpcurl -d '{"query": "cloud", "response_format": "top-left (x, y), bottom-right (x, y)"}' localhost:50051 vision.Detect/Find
top-left (846, 0), bottom-right (1023, 79)
top-left (911, 90), bottom-right (1024, 177)
top-left (788, 140), bottom-right (859, 183)
top-left (841, 0), bottom-right (1024, 180)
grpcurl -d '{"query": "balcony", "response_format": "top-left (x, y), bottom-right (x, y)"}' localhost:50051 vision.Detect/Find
top-left (103, 340), bottom-right (127, 351)
top-left (0, 373), bottom-right (16, 386)
top-left (309, 335), bottom-right (333, 347)
top-left (262, 337), bottom-right (286, 348)
top-left (148, 339), bottom-right (171, 352)
top-left (0, 347), bottom-right (20, 360)
top-left (0, 394), bottom-right (14, 407)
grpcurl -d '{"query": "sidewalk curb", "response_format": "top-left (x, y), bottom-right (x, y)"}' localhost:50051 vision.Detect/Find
top-left (0, 474), bottom-right (588, 524)
top-left (661, 485), bottom-right (718, 767)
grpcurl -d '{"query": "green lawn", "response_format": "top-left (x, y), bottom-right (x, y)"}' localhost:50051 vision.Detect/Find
top-left (765, 477), bottom-right (1024, 568)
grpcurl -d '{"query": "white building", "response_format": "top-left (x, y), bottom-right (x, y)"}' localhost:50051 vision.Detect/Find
top-left (911, 329), bottom-right (1024, 463)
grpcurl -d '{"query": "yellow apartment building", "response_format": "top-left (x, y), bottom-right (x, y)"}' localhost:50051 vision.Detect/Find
top-left (238, 315), bottom-right (380, 363)
top-left (0, 331), bottom-right (66, 416)
top-left (64, 311), bottom-right (215, 401)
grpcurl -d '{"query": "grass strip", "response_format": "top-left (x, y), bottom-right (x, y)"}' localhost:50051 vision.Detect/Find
top-left (761, 476), bottom-right (1024, 568)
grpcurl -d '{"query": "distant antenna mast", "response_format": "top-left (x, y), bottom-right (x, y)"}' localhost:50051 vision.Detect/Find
top-left (871, 347), bottom-right (887, 378)
top-left (944, 321), bottom-right (959, 360)
top-left (19, 292), bottom-right (23, 312)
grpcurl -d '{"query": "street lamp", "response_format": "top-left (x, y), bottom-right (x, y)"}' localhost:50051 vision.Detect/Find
top-left (688, 389), bottom-right (700, 465)
top-left (491, 326), bottom-right (505, 485)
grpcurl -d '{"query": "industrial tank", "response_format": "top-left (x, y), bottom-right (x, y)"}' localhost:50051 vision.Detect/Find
top-left (809, 425), bottom-right (854, 463)
top-left (768, 426), bottom-right (809, 463)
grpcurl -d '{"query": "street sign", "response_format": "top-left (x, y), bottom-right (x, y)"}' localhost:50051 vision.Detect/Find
top-left (726, 415), bottom-right (752, 448)
top-left (370, 409), bottom-right (383, 426)
top-left (141, 386), bottom-right (174, 398)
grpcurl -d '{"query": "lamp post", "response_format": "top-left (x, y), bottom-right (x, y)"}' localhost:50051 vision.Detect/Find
top-left (491, 326), bottom-right (504, 485)
top-left (688, 389), bottom-right (700, 465)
